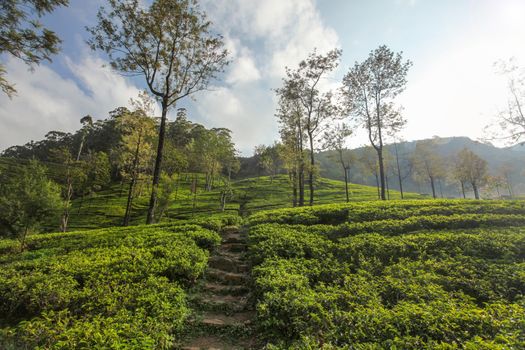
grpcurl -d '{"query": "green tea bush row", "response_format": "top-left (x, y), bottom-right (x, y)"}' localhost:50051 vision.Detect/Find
top-left (0, 222), bottom-right (222, 349)
top-left (248, 201), bottom-right (525, 348)
top-left (248, 200), bottom-right (525, 227)
top-left (328, 213), bottom-right (525, 238)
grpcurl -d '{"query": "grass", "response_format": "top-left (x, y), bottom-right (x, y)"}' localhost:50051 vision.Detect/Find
top-left (51, 174), bottom-right (419, 232)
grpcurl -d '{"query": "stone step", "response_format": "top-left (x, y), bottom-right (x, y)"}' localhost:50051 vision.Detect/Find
top-left (200, 311), bottom-right (254, 328)
top-left (222, 234), bottom-right (245, 244)
top-left (206, 268), bottom-right (249, 285)
top-left (209, 256), bottom-right (250, 274)
top-left (202, 282), bottom-right (250, 296)
top-left (221, 226), bottom-right (241, 235)
top-left (196, 293), bottom-right (249, 313)
top-left (220, 243), bottom-right (247, 253)
top-left (215, 249), bottom-right (246, 260)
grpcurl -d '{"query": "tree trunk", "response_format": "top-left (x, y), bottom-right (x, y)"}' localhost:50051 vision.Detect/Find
top-left (472, 182), bottom-right (480, 200)
top-left (343, 166), bottom-right (349, 203)
top-left (308, 134), bottom-right (315, 206)
top-left (385, 174), bottom-right (390, 200)
top-left (394, 143), bottom-right (404, 199)
top-left (147, 99), bottom-right (169, 224)
top-left (430, 176), bottom-right (436, 199)
top-left (20, 225), bottom-right (29, 252)
top-left (291, 171), bottom-right (298, 207)
top-left (192, 175), bottom-right (198, 217)
top-left (374, 173), bottom-right (380, 199)
top-left (61, 172), bottom-right (73, 232)
top-left (376, 147), bottom-right (386, 200)
top-left (298, 163), bottom-right (305, 206)
top-left (461, 181), bottom-right (466, 199)
top-left (123, 178), bottom-right (135, 226)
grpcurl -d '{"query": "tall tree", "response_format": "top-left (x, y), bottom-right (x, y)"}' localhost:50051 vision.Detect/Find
top-left (413, 140), bottom-right (445, 199)
top-left (0, 0), bottom-right (69, 97)
top-left (323, 123), bottom-right (353, 202)
top-left (342, 45), bottom-right (412, 200)
top-left (456, 148), bottom-right (488, 200)
top-left (117, 105), bottom-right (156, 226)
top-left (276, 97), bottom-right (306, 206)
top-left (88, 0), bottom-right (229, 224)
top-left (277, 49), bottom-right (342, 206)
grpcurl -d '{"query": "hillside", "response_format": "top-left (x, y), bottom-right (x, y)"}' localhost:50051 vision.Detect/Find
top-left (42, 174), bottom-right (421, 232)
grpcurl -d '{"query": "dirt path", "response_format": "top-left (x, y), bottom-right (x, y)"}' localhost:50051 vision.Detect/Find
top-left (180, 226), bottom-right (257, 349)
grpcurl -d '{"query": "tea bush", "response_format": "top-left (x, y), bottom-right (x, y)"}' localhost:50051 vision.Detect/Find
top-left (0, 221), bottom-right (223, 349)
top-left (248, 200), bottom-right (525, 348)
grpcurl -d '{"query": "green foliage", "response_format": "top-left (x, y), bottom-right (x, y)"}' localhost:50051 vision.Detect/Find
top-left (0, 221), bottom-right (221, 349)
top-left (249, 200), bottom-right (525, 348)
top-left (0, 159), bottom-right (61, 240)
top-left (0, 0), bottom-right (69, 97)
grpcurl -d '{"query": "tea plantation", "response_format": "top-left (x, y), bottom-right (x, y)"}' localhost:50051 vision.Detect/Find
top-left (50, 174), bottom-right (418, 232)
top-left (1, 200), bottom-right (524, 349)
top-left (247, 200), bottom-right (525, 349)
top-left (0, 214), bottom-right (241, 349)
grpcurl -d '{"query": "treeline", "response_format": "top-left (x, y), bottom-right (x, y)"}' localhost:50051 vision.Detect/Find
top-left (257, 43), bottom-right (523, 205)
top-left (0, 96), bottom-right (238, 241)
top-left (251, 138), bottom-right (515, 204)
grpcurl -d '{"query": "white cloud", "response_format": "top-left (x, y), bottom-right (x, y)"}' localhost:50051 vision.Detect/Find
top-left (226, 50), bottom-right (261, 85)
top-left (198, 0), bottom-right (341, 153)
top-left (0, 55), bottom-right (141, 151)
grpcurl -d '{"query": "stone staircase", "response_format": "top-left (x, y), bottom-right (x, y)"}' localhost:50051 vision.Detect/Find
top-left (180, 226), bottom-right (257, 350)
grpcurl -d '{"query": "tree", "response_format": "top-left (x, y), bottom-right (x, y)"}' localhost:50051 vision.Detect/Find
top-left (323, 123), bottom-right (353, 202)
top-left (117, 104), bottom-right (156, 226)
top-left (359, 146), bottom-right (381, 199)
top-left (452, 154), bottom-right (470, 199)
top-left (389, 141), bottom-right (412, 199)
top-left (342, 45), bottom-right (412, 200)
top-left (485, 175), bottom-right (506, 199)
top-left (189, 127), bottom-right (236, 191)
top-left (0, 159), bottom-right (61, 249)
top-left (49, 146), bottom-right (87, 232)
top-left (0, 0), bottom-right (69, 97)
top-left (500, 163), bottom-right (515, 198)
top-left (413, 140), bottom-right (446, 198)
top-left (88, 0), bottom-right (229, 224)
top-left (154, 172), bottom-right (177, 221)
top-left (456, 148), bottom-right (488, 200)
top-left (277, 49), bottom-right (342, 206)
top-left (276, 97), bottom-right (306, 206)
top-left (75, 150), bottom-right (111, 213)
top-left (254, 143), bottom-right (283, 182)
top-left (485, 60), bottom-right (525, 144)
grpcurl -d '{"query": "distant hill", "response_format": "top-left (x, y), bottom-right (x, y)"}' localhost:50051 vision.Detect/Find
top-left (318, 136), bottom-right (525, 198)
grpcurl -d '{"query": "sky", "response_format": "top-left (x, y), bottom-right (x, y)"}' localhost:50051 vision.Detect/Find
top-left (1, 0), bottom-right (525, 155)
